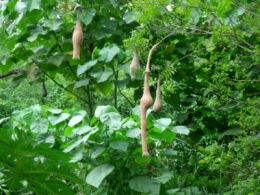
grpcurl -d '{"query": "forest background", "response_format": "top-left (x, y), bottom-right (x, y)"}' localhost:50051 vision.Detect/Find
top-left (0, 0), bottom-right (260, 194)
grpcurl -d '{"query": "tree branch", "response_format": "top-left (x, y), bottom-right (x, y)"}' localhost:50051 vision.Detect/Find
top-left (0, 69), bottom-right (27, 79)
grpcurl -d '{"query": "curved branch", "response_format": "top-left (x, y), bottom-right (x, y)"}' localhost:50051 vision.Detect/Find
top-left (0, 69), bottom-right (27, 79)
top-left (20, 43), bottom-right (89, 104)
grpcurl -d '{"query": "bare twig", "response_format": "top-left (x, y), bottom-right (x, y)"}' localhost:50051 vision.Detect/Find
top-left (0, 69), bottom-right (27, 79)
top-left (20, 43), bottom-right (89, 104)
top-left (118, 87), bottom-right (134, 108)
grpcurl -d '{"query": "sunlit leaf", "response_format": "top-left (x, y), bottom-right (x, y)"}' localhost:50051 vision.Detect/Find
top-left (126, 128), bottom-right (141, 138)
top-left (48, 113), bottom-right (70, 125)
top-left (170, 126), bottom-right (189, 135)
top-left (24, 0), bottom-right (41, 11)
top-left (48, 108), bottom-right (62, 114)
top-left (91, 147), bottom-right (106, 158)
top-left (123, 11), bottom-right (137, 24)
top-left (153, 118), bottom-right (172, 131)
top-left (86, 164), bottom-right (114, 188)
top-left (95, 106), bottom-right (118, 118)
top-left (30, 118), bottom-right (49, 134)
top-left (68, 115), bottom-right (84, 127)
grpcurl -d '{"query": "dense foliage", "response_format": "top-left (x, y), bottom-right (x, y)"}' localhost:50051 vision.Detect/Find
top-left (1, 0), bottom-right (260, 194)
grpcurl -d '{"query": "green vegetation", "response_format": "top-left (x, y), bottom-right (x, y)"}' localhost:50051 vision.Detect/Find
top-left (1, 0), bottom-right (260, 194)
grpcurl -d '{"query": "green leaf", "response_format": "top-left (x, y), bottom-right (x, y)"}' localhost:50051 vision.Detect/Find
top-left (218, 127), bottom-right (242, 139)
top-left (74, 78), bottom-right (90, 89)
top-left (123, 11), bottom-right (137, 24)
top-left (64, 129), bottom-right (99, 152)
top-left (7, 0), bottom-right (19, 12)
top-left (73, 125), bottom-right (95, 135)
top-left (63, 137), bottom-right (84, 153)
top-left (47, 54), bottom-right (65, 66)
top-left (99, 112), bottom-right (122, 130)
top-left (170, 126), bottom-right (190, 135)
top-left (30, 118), bottom-right (49, 134)
top-left (95, 106), bottom-right (118, 118)
top-left (167, 188), bottom-right (180, 194)
top-left (203, 39), bottom-right (216, 52)
top-left (162, 129), bottom-right (176, 142)
top-left (81, 8), bottom-right (96, 26)
top-left (86, 164), bottom-right (115, 188)
top-left (149, 132), bottom-right (163, 140)
top-left (110, 141), bottom-right (129, 152)
top-left (155, 172), bottom-right (173, 184)
top-left (64, 126), bottom-right (73, 136)
top-left (126, 128), bottom-right (141, 138)
top-left (68, 115), bottom-right (84, 127)
top-left (129, 177), bottom-right (160, 195)
top-left (153, 118), bottom-right (172, 131)
top-left (98, 45), bottom-right (120, 62)
top-left (162, 149), bottom-right (178, 156)
top-left (36, 133), bottom-right (55, 145)
top-left (43, 19), bottom-right (63, 31)
top-left (93, 30), bottom-right (107, 40)
top-left (90, 69), bottom-right (113, 83)
top-left (70, 149), bottom-right (84, 163)
top-left (24, 0), bottom-right (41, 11)
top-left (48, 108), bottom-right (62, 114)
top-left (77, 60), bottom-right (98, 76)
top-left (95, 80), bottom-right (113, 95)
top-left (91, 147), bottom-right (106, 158)
top-left (48, 113), bottom-right (70, 125)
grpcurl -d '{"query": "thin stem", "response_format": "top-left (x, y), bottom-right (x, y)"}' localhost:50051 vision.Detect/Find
top-left (118, 87), bottom-right (134, 108)
top-left (21, 43), bottom-right (89, 104)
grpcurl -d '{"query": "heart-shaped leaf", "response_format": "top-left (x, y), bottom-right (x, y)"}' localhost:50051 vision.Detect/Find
top-left (86, 164), bottom-right (114, 188)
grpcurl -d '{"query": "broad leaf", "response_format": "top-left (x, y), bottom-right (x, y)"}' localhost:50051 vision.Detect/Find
top-left (48, 113), bottom-right (70, 125)
top-left (155, 172), bottom-right (173, 184)
top-left (95, 80), bottom-right (113, 95)
top-left (24, 0), bottom-right (41, 11)
top-left (68, 115), bottom-right (84, 127)
top-left (110, 141), bottom-right (129, 152)
top-left (74, 78), bottom-right (90, 89)
top-left (81, 8), bottom-right (96, 26)
top-left (170, 126), bottom-right (190, 135)
top-left (126, 128), bottom-right (141, 138)
top-left (43, 19), bottom-right (63, 31)
top-left (99, 112), bottom-right (122, 130)
top-left (48, 108), bottom-right (62, 114)
top-left (30, 118), bottom-right (49, 134)
top-left (123, 11), bottom-right (137, 24)
top-left (77, 60), bottom-right (97, 76)
top-left (129, 177), bottom-right (160, 195)
top-left (153, 118), bottom-right (172, 131)
top-left (86, 164), bottom-right (115, 188)
top-left (47, 54), bottom-right (65, 66)
top-left (98, 45), bottom-right (120, 62)
top-left (91, 69), bottom-right (113, 83)
top-left (95, 106), bottom-right (118, 118)
top-left (91, 147), bottom-right (106, 158)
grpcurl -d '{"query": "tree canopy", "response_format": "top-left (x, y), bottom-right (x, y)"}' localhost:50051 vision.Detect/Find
top-left (1, 0), bottom-right (260, 194)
